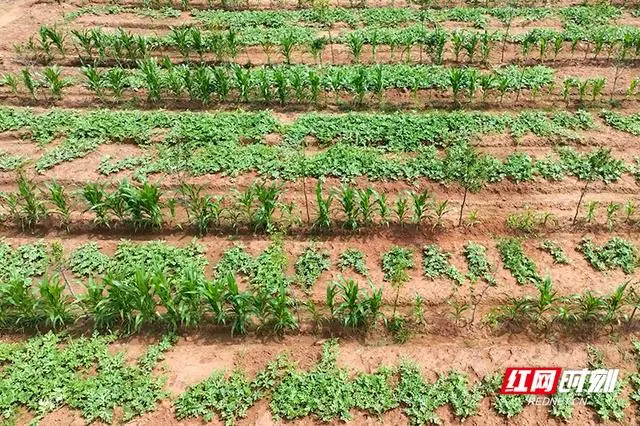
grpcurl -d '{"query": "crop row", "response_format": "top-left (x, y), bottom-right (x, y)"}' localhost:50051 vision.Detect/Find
top-left (66, 0), bottom-right (640, 12)
top-left (2, 335), bottom-right (633, 424)
top-left (6, 63), bottom-right (624, 108)
top-left (0, 235), bottom-right (637, 334)
top-left (0, 105), bottom-right (608, 151)
top-left (1, 140), bottom-right (632, 231)
top-left (27, 23), bottom-right (640, 66)
top-left (1, 107), bottom-right (637, 181)
top-left (67, 4), bottom-right (622, 29)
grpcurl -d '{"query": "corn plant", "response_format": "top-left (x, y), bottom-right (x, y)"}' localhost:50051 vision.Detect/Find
top-left (21, 68), bottom-right (38, 100)
top-left (625, 200), bottom-right (636, 223)
top-left (41, 65), bottom-right (72, 100)
top-left (81, 66), bottom-right (104, 99)
top-left (2, 73), bottom-right (19, 96)
top-left (337, 184), bottom-right (359, 230)
top-left (409, 189), bottom-right (431, 225)
top-left (313, 181), bottom-right (333, 230)
top-left (82, 183), bottom-right (109, 227)
top-left (356, 187), bottom-right (376, 226)
top-left (138, 58), bottom-right (162, 102)
top-left (36, 274), bottom-right (74, 330)
top-left (394, 193), bottom-right (409, 227)
top-left (606, 202), bottom-right (620, 231)
top-left (179, 183), bottom-right (223, 235)
top-left (329, 277), bottom-right (383, 329)
top-left (347, 33), bottom-right (364, 63)
top-left (432, 200), bottom-right (449, 229)
top-left (5, 173), bottom-right (49, 230)
top-left (585, 200), bottom-right (598, 224)
top-left (112, 179), bottom-right (164, 230)
top-left (280, 31), bottom-right (297, 65)
top-left (47, 181), bottom-right (71, 230)
top-left (105, 67), bottom-right (127, 99)
top-left (252, 181), bottom-right (283, 232)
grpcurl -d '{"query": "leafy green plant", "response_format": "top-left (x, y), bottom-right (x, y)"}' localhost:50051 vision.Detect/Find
top-left (337, 248), bottom-right (368, 275)
top-left (578, 237), bottom-right (638, 274)
top-left (422, 244), bottom-right (464, 285)
top-left (295, 245), bottom-right (330, 289)
top-left (497, 238), bottom-right (541, 285)
top-left (463, 242), bottom-right (496, 286)
top-left (539, 240), bottom-right (570, 265)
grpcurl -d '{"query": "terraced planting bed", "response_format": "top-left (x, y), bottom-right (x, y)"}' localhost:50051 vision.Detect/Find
top-left (2, 0), bottom-right (640, 424)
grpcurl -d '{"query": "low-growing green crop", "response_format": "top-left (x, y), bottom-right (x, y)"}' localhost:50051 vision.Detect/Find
top-left (422, 244), bottom-right (464, 285)
top-left (382, 246), bottom-right (414, 284)
top-left (337, 248), bottom-right (368, 275)
top-left (463, 241), bottom-right (496, 286)
top-left (68, 242), bottom-right (110, 276)
top-left (0, 333), bottom-right (173, 424)
top-left (578, 237), bottom-right (638, 274)
top-left (497, 238), bottom-right (542, 285)
top-left (294, 245), bottom-right (330, 289)
top-left (539, 240), bottom-right (570, 265)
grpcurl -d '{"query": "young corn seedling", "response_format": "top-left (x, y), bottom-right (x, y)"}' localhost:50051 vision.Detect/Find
top-left (432, 199), bottom-right (449, 229)
top-left (394, 193), bottom-right (409, 227)
top-left (357, 187), bottom-right (376, 227)
top-left (115, 179), bottom-right (164, 230)
top-left (313, 181), bottom-right (333, 231)
top-left (279, 31), bottom-right (297, 65)
top-left (106, 67), bottom-right (127, 100)
top-left (82, 65), bottom-right (104, 99)
top-left (347, 33), bottom-right (364, 63)
top-left (47, 181), bottom-right (71, 230)
top-left (625, 200), bottom-right (636, 223)
top-left (179, 183), bottom-right (223, 235)
top-left (606, 202), bottom-right (620, 231)
top-left (409, 189), bottom-right (432, 226)
top-left (14, 172), bottom-right (48, 230)
top-left (337, 184), bottom-right (359, 230)
top-left (21, 68), bottom-right (38, 100)
top-left (37, 274), bottom-right (74, 330)
top-left (2, 73), bottom-right (19, 96)
top-left (82, 183), bottom-right (109, 227)
top-left (41, 65), bottom-right (72, 100)
top-left (375, 191), bottom-right (389, 226)
top-left (585, 200), bottom-right (598, 224)
top-left (253, 181), bottom-right (283, 232)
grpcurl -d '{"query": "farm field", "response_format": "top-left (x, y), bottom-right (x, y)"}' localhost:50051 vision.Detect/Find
top-left (3, 0), bottom-right (640, 424)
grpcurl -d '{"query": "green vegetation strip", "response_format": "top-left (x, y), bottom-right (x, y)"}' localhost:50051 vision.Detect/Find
top-left (0, 237), bottom-right (637, 334)
top-left (0, 337), bottom-right (633, 424)
top-left (65, 4), bottom-right (620, 30)
top-left (3, 106), bottom-right (637, 182)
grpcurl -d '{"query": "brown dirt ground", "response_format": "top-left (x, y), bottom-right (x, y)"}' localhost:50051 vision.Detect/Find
top-left (2, 1), bottom-right (640, 425)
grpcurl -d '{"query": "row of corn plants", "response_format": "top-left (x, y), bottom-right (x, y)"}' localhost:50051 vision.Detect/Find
top-left (0, 145), bottom-right (628, 232)
top-left (5, 63), bottom-right (559, 107)
top-left (27, 23), bottom-right (640, 66)
top-left (0, 237), bottom-right (638, 336)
